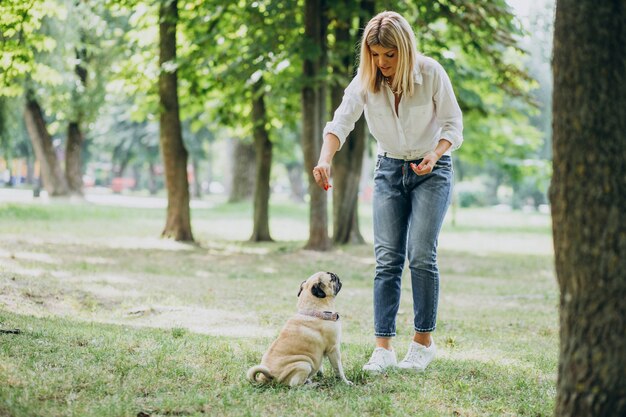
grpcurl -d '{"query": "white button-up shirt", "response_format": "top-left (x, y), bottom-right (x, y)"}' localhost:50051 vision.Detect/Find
top-left (323, 55), bottom-right (463, 158)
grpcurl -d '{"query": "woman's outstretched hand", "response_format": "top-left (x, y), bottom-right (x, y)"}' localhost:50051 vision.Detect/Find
top-left (312, 162), bottom-right (332, 191)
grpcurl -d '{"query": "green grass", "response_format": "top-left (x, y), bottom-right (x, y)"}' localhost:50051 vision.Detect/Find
top-left (0, 198), bottom-right (557, 416)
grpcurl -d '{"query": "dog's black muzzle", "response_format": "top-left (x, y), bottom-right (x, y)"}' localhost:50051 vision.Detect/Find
top-left (328, 272), bottom-right (342, 295)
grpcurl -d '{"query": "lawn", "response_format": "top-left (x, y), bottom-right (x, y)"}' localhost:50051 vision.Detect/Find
top-left (0, 194), bottom-right (557, 416)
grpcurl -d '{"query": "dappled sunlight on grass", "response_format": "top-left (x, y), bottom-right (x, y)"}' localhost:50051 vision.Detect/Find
top-left (0, 249), bottom-right (61, 264)
top-left (108, 305), bottom-right (276, 338)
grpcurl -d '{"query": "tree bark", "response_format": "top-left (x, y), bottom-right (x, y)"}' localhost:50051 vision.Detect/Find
top-left (228, 140), bottom-right (256, 202)
top-left (148, 161), bottom-right (158, 195)
top-left (191, 155), bottom-right (201, 198)
top-left (302, 0), bottom-right (331, 251)
top-left (23, 94), bottom-right (69, 196)
top-left (286, 162), bottom-right (306, 203)
top-left (332, 116), bottom-right (366, 244)
top-left (65, 45), bottom-right (88, 196)
top-left (551, 1), bottom-right (626, 416)
top-left (250, 77), bottom-right (273, 242)
top-left (159, 0), bottom-right (193, 242)
top-left (330, 0), bottom-right (372, 245)
top-left (65, 121), bottom-right (83, 195)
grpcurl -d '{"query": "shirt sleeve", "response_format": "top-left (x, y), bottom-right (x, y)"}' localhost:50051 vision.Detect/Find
top-left (433, 63), bottom-right (464, 151)
top-left (322, 74), bottom-right (366, 151)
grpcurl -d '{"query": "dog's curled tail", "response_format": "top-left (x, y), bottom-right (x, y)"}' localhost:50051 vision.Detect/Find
top-left (247, 365), bottom-right (274, 384)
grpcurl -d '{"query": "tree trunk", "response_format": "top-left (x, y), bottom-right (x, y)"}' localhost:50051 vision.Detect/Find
top-left (148, 161), bottom-right (158, 195)
top-left (65, 45), bottom-right (88, 196)
top-left (551, 1), bottom-right (626, 416)
top-left (286, 162), bottom-right (306, 203)
top-left (159, 0), bottom-right (193, 242)
top-left (302, 0), bottom-right (331, 251)
top-left (330, 1), bottom-right (372, 245)
top-left (250, 77), bottom-right (273, 242)
top-left (132, 164), bottom-right (141, 191)
top-left (191, 155), bottom-right (201, 198)
top-left (23, 94), bottom-right (69, 196)
top-left (332, 116), bottom-right (366, 244)
top-left (65, 121), bottom-right (83, 195)
top-left (228, 140), bottom-right (256, 202)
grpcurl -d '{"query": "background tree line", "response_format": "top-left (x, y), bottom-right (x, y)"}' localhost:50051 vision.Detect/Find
top-left (0, 0), bottom-right (552, 247)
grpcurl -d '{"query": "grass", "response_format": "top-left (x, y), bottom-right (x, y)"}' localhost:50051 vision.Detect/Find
top-left (0, 195), bottom-right (557, 416)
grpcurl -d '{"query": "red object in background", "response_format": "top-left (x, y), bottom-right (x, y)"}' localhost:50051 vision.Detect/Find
top-left (111, 177), bottom-right (135, 193)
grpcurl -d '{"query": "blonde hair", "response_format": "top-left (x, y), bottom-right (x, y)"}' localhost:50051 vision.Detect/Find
top-left (358, 11), bottom-right (418, 96)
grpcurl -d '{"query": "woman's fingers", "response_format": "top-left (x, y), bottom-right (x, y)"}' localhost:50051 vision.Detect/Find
top-left (410, 161), bottom-right (433, 176)
top-left (313, 165), bottom-right (332, 190)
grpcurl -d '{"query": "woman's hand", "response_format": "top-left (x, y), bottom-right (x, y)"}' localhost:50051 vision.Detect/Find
top-left (410, 151), bottom-right (439, 176)
top-left (313, 162), bottom-right (332, 191)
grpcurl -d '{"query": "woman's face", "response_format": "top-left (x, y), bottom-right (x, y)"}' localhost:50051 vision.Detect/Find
top-left (370, 44), bottom-right (398, 79)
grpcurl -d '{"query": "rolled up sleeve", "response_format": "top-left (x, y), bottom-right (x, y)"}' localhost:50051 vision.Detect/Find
top-left (434, 64), bottom-right (463, 151)
top-left (323, 76), bottom-right (366, 151)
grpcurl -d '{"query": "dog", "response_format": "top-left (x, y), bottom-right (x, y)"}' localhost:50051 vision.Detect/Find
top-left (247, 271), bottom-right (352, 387)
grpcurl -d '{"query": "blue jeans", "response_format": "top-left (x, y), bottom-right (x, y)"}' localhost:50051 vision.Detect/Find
top-left (372, 155), bottom-right (453, 337)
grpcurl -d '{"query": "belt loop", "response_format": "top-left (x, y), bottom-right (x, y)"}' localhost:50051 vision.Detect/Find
top-left (383, 152), bottom-right (387, 157)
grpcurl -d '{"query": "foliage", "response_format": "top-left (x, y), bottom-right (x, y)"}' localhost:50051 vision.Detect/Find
top-left (0, 0), bottom-right (62, 97)
top-left (1, 0), bottom-right (551, 210)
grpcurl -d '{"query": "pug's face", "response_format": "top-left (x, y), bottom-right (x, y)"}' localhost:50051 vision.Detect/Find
top-left (298, 271), bottom-right (342, 300)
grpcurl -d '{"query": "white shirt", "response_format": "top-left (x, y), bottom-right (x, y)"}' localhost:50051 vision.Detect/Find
top-left (323, 55), bottom-right (463, 158)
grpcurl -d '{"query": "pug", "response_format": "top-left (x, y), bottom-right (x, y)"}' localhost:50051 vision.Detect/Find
top-left (247, 271), bottom-right (352, 387)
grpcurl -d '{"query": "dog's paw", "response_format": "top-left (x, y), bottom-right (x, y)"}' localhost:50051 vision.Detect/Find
top-left (303, 379), bottom-right (319, 388)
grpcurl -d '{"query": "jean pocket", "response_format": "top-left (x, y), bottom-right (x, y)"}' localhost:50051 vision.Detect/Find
top-left (434, 156), bottom-right (452, 170)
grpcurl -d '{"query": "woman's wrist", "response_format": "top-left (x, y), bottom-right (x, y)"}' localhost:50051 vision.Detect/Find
top-left (428, 150), bottom-right (441, 161)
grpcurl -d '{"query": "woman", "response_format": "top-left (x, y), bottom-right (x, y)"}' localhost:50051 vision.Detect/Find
top-left (312, 11), bottom-right (463, 373)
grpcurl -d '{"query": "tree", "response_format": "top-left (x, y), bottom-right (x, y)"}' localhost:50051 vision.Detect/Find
top-left (250, 76), bottom-right (273, 241)
top-left (159, 0), bottom-right (193, 241)
top-left (23, 88), bottom-right (69, 196)
top-left (328, 0), bottom-right (373, 245)
top-left (65, 43), bottom-right (88, 196)
top-left (551, 1), bottom-right (626, 416)
top-left (301, 0), bottom-right (331, 250)
top-left (1, 0), bottom-right (70, 196)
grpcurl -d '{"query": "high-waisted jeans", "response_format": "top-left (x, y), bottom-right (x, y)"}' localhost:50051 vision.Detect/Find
top-left (372, 154), bottom-right (453, 337)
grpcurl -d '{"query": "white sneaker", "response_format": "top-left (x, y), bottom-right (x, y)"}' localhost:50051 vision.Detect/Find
top-left (362, 347), bottom-right (397, 373)
top-left (397, 340), bottom-right (437, 372)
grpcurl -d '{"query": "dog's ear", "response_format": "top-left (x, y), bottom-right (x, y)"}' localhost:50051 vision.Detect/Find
top-left (297, 280), bottom-right (306, 297)
top-left (311, 282), bottom-right (326, 298)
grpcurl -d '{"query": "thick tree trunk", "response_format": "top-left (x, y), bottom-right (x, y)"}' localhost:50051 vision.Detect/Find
top-left (302, 0), bottom-right (331, 251)
top-left (228, 140), bottom-right (256, 202)
top-left (23, 95), bottom-right (68, 196)
top-left (332, 116), bottom-right (366, 244)
top-left (250, 77), bottom-right (273, 242)
top-left (159, 0), bottom-right (193, 242)
top-left (65, 121), bottom-right (83, 195)
top-left (330, 3), bottom-right (371, 245)
top-left (551, 1), bottom-right (626, 416)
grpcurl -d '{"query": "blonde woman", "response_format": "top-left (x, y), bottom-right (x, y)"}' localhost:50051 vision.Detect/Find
top-left (312, 11), bottom-right (463, 373)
